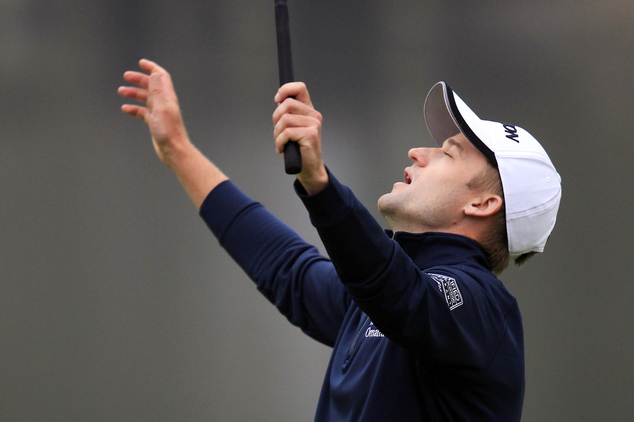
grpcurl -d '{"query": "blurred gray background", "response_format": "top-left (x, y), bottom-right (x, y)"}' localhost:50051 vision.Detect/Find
top-left (1, 1), bottom-right (632, 421)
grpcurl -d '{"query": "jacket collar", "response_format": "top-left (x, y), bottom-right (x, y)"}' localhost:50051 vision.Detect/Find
top-left (385, 230), bottom-right (492, 271)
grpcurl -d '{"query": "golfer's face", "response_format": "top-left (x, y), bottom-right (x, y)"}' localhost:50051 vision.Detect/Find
top-left (378, 133), bottom-right (491, 232)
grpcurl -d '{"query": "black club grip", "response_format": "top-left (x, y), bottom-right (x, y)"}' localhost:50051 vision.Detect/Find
top-left (275, 0), bottom-right (302, 174)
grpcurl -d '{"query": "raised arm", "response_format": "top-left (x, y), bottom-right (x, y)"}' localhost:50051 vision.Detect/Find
top-left (118, 59), bottom-right (228, 209)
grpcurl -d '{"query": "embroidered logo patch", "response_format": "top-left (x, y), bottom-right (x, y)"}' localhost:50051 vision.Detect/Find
top-left (427, 273), bottom-right (464, 311)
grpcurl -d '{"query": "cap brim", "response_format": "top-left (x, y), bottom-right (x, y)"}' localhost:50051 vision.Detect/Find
top-left (424, 82), bottom-right (497, 166)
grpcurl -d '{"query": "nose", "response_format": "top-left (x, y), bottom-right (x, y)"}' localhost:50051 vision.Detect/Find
top-left (408, 147), bottom-right (431, 166)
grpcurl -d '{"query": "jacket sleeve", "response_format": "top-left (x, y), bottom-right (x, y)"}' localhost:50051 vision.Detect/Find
top-left (296, 172), bottom-right (512, 367)
top-left (199, 180), bottom-right (350, 347)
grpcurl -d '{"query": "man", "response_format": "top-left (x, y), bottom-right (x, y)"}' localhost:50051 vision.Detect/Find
top-left (118, 59), bottom-right (561, 421)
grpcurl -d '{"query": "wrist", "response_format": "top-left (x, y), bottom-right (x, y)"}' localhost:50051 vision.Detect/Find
top-left (157, 132), bottom-right (194, 169)
top-left (297, 164), bottom-right (329, 196)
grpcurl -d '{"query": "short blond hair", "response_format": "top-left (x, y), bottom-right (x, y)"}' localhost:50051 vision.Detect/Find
top-left (468, 162), bottom-right (537, 274)
top-left (467, 162), bottom-right (509, 274)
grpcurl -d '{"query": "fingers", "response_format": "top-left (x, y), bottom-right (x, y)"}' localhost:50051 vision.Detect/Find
top-left (272, 96), bottom-right (322, 127)
top-left (272, 82), bottom-right (322, 155)
top-left (119, 59), bottom-right (178, 122)
top-left (273, 102), bottom-right (322, 147)
top-left (274, 113), bottom-right (321, 154)
top-left (274, 82), bottom-right (313, 107)
top-left (122, 59), bottom-right (167, 86)
top-left (118, 62), bottom-right (153, 112)
top-left (271, 82), bottom-right (327, 189)
top-left (120, 104), bottom-right (148, 121)
top-left (273, 105), bottom-right (322, 137)
top-left (275, 127), bottom-right (320, 155)
top-left (118, 59), bottom-right (171, 99)
top-left (117, 86), bottom-right (149, 104)
top-left (139, 58), bottom-right (167, 75)
top-left (118, 82), bottom-right (150, 122)
top-left (122, 70), bottom-right (150, 90)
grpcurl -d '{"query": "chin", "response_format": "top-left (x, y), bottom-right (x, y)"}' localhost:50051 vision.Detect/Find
top-left (377, 192), bottom-right (399, 217)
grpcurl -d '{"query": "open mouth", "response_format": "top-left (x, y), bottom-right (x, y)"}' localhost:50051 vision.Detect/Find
top-left (404, 169), bottom-right (412, 185)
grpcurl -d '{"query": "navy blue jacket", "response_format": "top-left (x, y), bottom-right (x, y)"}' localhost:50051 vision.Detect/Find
top-left (200, 172), bottom-right (524, 421)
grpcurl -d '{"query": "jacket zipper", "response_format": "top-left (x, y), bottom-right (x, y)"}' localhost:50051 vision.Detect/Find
top-left (344, 315), bottom-right (371, 365)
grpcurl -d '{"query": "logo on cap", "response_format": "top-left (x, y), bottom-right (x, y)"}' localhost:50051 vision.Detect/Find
top-left (503, 124), bottom-right (520, 143)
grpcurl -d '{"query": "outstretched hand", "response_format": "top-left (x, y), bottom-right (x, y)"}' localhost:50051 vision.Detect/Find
top-left (118, 59), bottom-right (190, 169)
top-left (273, 82), bottom-right (329, 195)
top-left (118, 59), bottom-right (228, 209)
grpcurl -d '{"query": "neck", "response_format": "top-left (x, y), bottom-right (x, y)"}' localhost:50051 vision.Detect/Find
top-left (384, 214), bottom-right (490, 247)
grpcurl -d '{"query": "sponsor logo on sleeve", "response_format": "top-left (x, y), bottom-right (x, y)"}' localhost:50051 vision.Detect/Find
top-left (427, 273), bottom-right (464, 311)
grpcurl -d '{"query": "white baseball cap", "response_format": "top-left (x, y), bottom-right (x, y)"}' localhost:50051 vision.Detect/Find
top-left (424, 81), bottom-right (562, 258)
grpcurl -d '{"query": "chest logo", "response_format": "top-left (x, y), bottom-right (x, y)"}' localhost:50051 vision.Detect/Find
top-left (365, 322), bottom-right (385, 338)
top-left (427, 273), bottom-right (464, 311)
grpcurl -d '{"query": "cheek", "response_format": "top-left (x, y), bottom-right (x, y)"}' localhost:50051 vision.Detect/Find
top-left (412, 176), bottom-right (469, 208)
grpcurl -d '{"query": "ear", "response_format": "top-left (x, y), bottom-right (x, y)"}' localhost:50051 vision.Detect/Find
top-left (464, 194), bottom-right (503, 218)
